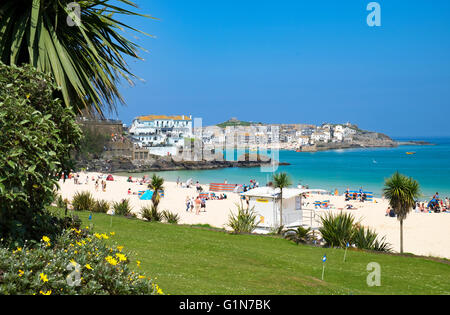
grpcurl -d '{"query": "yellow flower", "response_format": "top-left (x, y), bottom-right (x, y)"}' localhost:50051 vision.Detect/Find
top-left (105, 256), bottom-right (118, 266)
top-left (94, 233), bottom-right (102, 239)
top-left (40, 273), bottom-right (48, 283)
top-left (110, 232), bottom-right (115, 236)
top-left (16, 247), bottom-right (22, 252)
top-left (115, 253), bottom-right (127, 262)
top-left (136, 260), bottom-right (141, 267)
top-left (117, 246), bottom-right (124, 252)
top-left (101, 233), bottom-right (109, 240)
top-left (18, 270), bottom-right (24, 277)
top-left (40, 290), bottom-right (52, 295)
top-left (138, 275), bottom-right (146, 279)
top-left (42, 236), bottom-right (50, 243)
top-left (85, 264), bottom-right (93, 270)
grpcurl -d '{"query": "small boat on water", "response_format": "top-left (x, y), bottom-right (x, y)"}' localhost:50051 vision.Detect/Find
top-left (406, 152), bottom-right (416, 155)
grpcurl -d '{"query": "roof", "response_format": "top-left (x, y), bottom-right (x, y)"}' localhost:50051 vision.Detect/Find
top-left (242, 187), bottom-right (301, 199)
top-left (137, 115), bottom-right (192, 121)
top-left (242, 187), bottom-right (328, 199)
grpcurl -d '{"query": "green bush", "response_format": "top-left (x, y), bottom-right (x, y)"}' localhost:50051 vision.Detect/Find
top-left (93, 200), bottom-right (110, 214)
top-left (72, 192), bottom-right (96, 212)
top-left (0, 229), bottom-right (164, 295)
top-left (284, 226), bottom-right (315, 245)
top-left (319, 212), bottom-right (391, 252)
top-left (141, 205), bottom-right (162, 222)
top-left (319, 212), bottom-right (356, 248)
top-left (353, 225), bottom-right (392, 252)
top-left (227, 202), bottom-right (259, 234)
top-left (113, 199), bottom-right (133, 217)
top-left (0, 63), bottom-right (82, 243)
top-left (161, 210), bottom-right (180, 224)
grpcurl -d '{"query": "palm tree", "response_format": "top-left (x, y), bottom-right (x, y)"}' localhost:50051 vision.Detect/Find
top-left (383, 171), bottom-right (420, 253)
top-left (0, 0), bottom-right (154, 116)
top-left (273, 172), bottom-right (292, 227)
top-left (148, 174), bottom-right (164, 208)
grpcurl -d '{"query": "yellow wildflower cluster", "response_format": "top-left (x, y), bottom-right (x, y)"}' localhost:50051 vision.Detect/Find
top-left (105, 256), bottom-right (118, 266)
top-left (115, 253), bottom-right (127, 262)
top-left (41, 236), bottom-right (51, 247)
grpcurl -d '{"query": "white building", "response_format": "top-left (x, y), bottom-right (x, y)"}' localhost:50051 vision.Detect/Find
top-left (241, 187), bottom-right (327, 234)
top-left (129, 114), bottom-right (193, 149)
top-left (311, 130), bottom-right (331, 143)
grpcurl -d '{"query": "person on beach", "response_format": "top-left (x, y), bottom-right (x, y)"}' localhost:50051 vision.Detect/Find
top-left (386, 206), bottom-right (395, 217)
top-left (190, 197), bottom-right (195, 212)
top-left (201, 197), bottom-right (206, 212)
top-left (195, 197), bottom-right (201, 215)
top-left (185, 197), bottom-right (191, 212)
top-left (177, 177), bottom-right (180, 187)
top-left (95, 180), bottom-right (99, 192)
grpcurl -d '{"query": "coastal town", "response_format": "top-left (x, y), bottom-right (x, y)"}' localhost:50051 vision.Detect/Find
top-left (79, 114), bottom-right (401, 160)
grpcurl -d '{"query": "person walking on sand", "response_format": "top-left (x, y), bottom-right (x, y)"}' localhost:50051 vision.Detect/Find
top-left (95, 180), bottom-right (99, 192)
top-left (195, 197), bottom-right (201, 215)
top-left (185, 196), bottom-right (190, 212)
top-left (190, 197), bottom-right (195, 212)
top-left (201, 197), bottom-right (206, 212)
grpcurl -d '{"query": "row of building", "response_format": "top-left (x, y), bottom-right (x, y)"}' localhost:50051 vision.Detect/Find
top-left (124, 115), bottom-right (360, 156)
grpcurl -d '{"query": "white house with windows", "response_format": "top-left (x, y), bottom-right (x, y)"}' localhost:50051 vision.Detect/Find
top-left (128, 115), bottom-right (193, 153)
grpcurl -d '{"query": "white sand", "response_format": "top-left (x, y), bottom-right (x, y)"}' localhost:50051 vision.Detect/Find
top-left (58, 172), bottom-right (450, 259)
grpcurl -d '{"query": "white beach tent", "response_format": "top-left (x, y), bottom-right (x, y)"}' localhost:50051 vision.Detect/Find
top-left (241, 187), bottom-right (327, 234)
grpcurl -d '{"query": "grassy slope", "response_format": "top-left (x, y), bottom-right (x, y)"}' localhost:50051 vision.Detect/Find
top-left (55, 209), bottom-right (450, 295)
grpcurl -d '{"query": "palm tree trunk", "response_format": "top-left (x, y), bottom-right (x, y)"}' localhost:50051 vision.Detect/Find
top-left (400, 218), bottom-right (404, 253)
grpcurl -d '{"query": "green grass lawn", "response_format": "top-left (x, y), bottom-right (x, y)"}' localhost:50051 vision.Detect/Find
top-left (52, 208), bottom-right (450, 295)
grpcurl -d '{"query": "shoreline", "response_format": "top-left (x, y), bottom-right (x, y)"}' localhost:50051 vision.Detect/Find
top-left (58, 172), bottom-right (450, 260)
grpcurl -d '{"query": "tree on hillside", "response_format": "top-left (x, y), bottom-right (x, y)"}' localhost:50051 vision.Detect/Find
top-left (273, 172), bottom-right (292, 227)
top-left (383, 171), bottom-right (420, 254)
top-left (0, 0), bottom-right (154, 117)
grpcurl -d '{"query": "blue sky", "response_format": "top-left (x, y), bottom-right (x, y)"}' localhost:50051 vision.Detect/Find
top-left (110, 0), bottom-right (450, 138)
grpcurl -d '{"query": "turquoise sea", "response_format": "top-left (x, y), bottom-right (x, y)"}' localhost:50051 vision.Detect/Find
top-left (122, 137), bottom-right (450, 198)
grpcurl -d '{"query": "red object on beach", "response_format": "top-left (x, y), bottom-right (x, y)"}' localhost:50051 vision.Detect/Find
top-left (209, 183), bottom-right (236, 192)
top-left (106, 174), bottom-right (114, 181)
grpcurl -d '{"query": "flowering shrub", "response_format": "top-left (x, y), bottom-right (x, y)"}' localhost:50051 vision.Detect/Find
top-left (0, 229), bottom-right (163, 295)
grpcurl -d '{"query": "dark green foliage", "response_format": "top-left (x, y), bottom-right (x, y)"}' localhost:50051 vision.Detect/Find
top-left (141, 205), bottom-right (162, 222)
top-left (92, 199), bottom-right (110, 214)
top-left (284, 226), bottom-right (314, 245)
top-left (319, 212), bottom-right (391, 252)
top-left (0, 0), bottom-right (153, 116)
top-left (0, 63), bottom-right (82, 243)
top-left (353, 225), bottom-right (392, 252)
top-left (72, 191), bottom-right (96, 212)
top-left (148, 174), bottom-right (164, 207)
top-left (113, 199), bottom-right (133, 217)
top-left (383, 171), bottom-right (421, 253)
top-left (319, 212), bottom-right (356, 248)
top-left (227, 202), bottom-right (259, 234)
top-left (161, 210), bottom-right (180, 224)
top-left (77, 127), bottom-right (111, 160)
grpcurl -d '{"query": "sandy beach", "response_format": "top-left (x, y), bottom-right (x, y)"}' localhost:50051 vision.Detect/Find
top-left (58, 172), bottom-right (450, 260)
